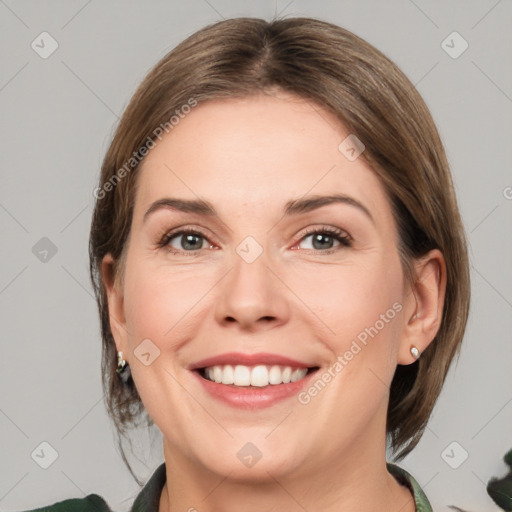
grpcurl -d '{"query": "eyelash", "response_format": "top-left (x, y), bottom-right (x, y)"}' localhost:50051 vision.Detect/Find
top-left (158, 225), bottom-right (352, 256)
top-left (298, 226), bottom-right (352, 253)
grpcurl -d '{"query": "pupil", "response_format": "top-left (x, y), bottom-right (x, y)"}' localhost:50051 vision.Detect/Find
top-left (182, 234), bottom-right (201, 250)
top-left (313, 233), bottom-right (333, 250)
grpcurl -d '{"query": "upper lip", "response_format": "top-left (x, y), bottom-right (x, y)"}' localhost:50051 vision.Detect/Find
top-left (188, 352), bottom-right (316, 370)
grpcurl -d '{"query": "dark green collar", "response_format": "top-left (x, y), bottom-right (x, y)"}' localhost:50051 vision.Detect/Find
top-left (130, 462), bottom-right (166, 512)
top-left (387, 462), bottom-right (433, 512)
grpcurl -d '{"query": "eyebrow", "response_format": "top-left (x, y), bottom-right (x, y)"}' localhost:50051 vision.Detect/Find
top-left (143, 194), bottom-right (374, 224)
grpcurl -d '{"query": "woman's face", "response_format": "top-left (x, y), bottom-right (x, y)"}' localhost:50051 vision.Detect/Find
top-left (106, 91), bottom-right (418, 480)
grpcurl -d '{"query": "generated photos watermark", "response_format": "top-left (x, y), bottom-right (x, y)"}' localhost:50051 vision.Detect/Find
top-left (298, 301), bottom-right (403, 405)
top-left (94, 97), bottom-right (198, 200)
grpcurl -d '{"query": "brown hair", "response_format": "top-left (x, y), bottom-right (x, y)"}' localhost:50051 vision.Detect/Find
top-left (89, 16), bottom-right (470, 481)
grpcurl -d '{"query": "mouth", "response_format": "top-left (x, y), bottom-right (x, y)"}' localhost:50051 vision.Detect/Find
top-left (197, 364), bottom-right (319, 387)
top-left (188, 352), bottom-right (320, 408)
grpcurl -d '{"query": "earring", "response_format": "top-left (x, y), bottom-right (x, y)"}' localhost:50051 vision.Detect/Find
top-left (410, 346), bottom-right (420, 360)
top-left (116, 351), bottom-right (131, 383)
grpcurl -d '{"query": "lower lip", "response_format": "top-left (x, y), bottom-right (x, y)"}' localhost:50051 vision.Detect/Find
top-left (192, 370), bottom-right (317, 409)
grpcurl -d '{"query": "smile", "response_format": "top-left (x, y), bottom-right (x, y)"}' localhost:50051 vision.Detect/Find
top-left (189, 352), bottom-right (320, 408)
top-left (200, 364), bottom-right (311, 387)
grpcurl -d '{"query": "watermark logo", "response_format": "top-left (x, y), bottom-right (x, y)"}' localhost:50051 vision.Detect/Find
top-left (236, 236), bottom-right (264, 264)
top-left (237, 442), bottom-right (263, 468)
top-left (134, 338), bottom-right (161, 366)
top-left (31, 32), bottom-right (59, 59)
top-left (441, 441), bottom-right (469, 469)
top-left (339, 134), bottom-right (365, 161)
top-left (31, 441), bottom-right (59, 469)
top-left (441, 31), bottom-right (469, 59)
top-left (32, 237), bottom-right (58, 263)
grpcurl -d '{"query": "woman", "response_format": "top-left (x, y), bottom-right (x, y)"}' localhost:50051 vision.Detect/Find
top-left (20, 16), bottom-right (469, 512)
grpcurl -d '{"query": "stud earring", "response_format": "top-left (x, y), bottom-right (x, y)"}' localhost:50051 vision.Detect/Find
top-left (410, 346), bottom-right (420, 360)
top-left (116, 351), bottom-right (131, 383)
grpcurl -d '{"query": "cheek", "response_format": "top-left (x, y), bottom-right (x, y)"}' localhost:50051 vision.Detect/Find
top-left (292, 261), bottom-right (404, 432)
top-left (288, 257), bottom-right (403, 349)
top-left (123, 260), bottom-right (214, 343)
top-left (120, 261), bottom-right (213, 434)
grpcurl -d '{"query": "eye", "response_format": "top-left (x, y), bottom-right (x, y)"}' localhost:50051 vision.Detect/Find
top-left (295, 227), bottom-right (352, 253)
top-left (159, 229), bottom-right (213, 254)
top-left (158, 226), bottom-right (352, 256)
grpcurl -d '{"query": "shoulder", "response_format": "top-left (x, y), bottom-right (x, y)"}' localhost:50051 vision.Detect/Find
top-left (14, 493), bottom-right (112, 512)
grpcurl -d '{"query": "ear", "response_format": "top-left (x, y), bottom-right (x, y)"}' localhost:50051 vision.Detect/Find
top-left (398, 249), bottom-right (447, 364)
top-left (101, 253), bottom-right (128, 356)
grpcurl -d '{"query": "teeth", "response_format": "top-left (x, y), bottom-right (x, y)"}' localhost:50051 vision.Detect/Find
top-left (221, 365), bottom-right (234, 385)
top-left (203, 364), bottom-right (308, 387)
top-left (233, 365), bottom-right (251, 386)
top-left (213, 366), bottom-right (222, 383)
top-left (290, 368), bottom-right (305, 382)
top-left (268, 365), bottom-right (282, 385)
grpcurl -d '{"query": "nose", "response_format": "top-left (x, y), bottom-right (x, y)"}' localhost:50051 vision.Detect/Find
top-left (214, 248), bottom-right (290, 332)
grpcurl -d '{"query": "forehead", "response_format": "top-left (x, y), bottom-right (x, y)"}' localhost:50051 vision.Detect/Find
top-left (134, 92), bottom-right (392, 224)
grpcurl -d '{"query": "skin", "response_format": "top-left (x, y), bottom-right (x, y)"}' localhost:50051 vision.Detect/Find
top-left (102, 90), bottom-right (446, 512)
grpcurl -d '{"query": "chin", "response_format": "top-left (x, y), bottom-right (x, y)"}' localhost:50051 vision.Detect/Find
top-left (187, 433), bottom-right (307, 482)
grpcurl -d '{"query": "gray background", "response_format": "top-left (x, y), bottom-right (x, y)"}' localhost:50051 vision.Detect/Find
top-left (1, 1), bottom-right (511, 511)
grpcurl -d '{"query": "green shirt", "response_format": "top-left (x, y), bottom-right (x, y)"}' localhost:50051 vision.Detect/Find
top-left (16, 462), bottom-right (432, 511)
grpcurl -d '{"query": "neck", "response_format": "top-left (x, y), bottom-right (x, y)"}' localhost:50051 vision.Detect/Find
top-left (158, 413), bottom-right (415, 512)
